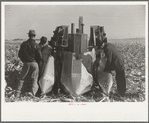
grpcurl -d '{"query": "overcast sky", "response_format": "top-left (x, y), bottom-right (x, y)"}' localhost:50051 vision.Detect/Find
top-left (5, 4), bottom-right (146, 40)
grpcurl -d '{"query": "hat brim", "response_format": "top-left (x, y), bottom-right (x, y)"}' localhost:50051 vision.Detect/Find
top-left (27, 33), bottom-right (36, 36)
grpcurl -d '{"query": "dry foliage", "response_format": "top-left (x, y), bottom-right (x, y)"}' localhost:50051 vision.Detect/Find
top-left (5, 39), bottom-right (145, 102)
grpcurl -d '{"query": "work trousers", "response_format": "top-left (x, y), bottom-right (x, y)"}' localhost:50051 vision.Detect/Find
top-left (115, 69), bottom-right (126, 95)
top-left (93, 58), bottom-right (126, 95)
top-left (18, 62), bottom-right (39, 95)
top-left (104, 68), bottom-right (126, 95)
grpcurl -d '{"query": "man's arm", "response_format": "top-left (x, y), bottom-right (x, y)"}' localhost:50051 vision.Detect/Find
top-left (104, 48), bottom-right (112, 71)
top-left (35, 45), bottom-right (42, 65)
top-left (18, 43), bottom-right (25, 62)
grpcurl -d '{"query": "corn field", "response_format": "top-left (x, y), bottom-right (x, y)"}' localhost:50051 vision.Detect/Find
top-left (5, 39), bottom-right (145, 102)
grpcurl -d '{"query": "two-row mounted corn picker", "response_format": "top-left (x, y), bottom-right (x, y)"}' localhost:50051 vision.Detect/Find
top-left (39, 16), bottom-right (112, 96)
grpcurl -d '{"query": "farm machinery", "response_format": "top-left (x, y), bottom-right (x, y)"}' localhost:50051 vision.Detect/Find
top-left (48, 16), bottom-right (106, 96)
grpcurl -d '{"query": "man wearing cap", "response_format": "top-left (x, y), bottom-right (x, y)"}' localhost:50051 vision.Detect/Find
top-left (38, 36), bottom-right (52, 81)
top-left (15, 30), bottom-right (42, 98)
top-left (95, 33), bottom-right (126, 97)
top-left (38, 36), bottom-right (48, 49)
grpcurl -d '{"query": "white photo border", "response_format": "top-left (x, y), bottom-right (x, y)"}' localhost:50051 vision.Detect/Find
top-left (1, 1), bottom-right (148, 122)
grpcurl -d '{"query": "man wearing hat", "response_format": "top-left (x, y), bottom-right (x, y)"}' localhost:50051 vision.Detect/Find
top-left (15, 30), bottom-right (42, 98)
top-left (95, 33), bottom-right (126, 97)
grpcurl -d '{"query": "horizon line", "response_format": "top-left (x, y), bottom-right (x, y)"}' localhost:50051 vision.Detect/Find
top-left (5, 37), bottom-right (145, 41)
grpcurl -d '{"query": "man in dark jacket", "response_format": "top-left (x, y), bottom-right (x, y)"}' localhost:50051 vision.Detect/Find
top-left (49, 27), bottom-right (64, 96)
top-left (15, 30), bottom-right (42, 98)
top-left (96, 34), bottom-right (126, 97)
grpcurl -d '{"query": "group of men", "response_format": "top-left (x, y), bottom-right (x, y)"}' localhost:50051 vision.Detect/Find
top-left (14, 29), bottom-right (126, 98)
top-left (15, 30), bottom-right (52, 98)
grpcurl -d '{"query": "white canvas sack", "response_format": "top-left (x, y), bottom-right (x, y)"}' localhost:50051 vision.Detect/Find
top-left (38, 56), bottom-right (55, 95)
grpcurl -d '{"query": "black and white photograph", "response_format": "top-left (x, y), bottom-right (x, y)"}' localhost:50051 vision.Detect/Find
top-left (1, 1), bottom-right (148, 122)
